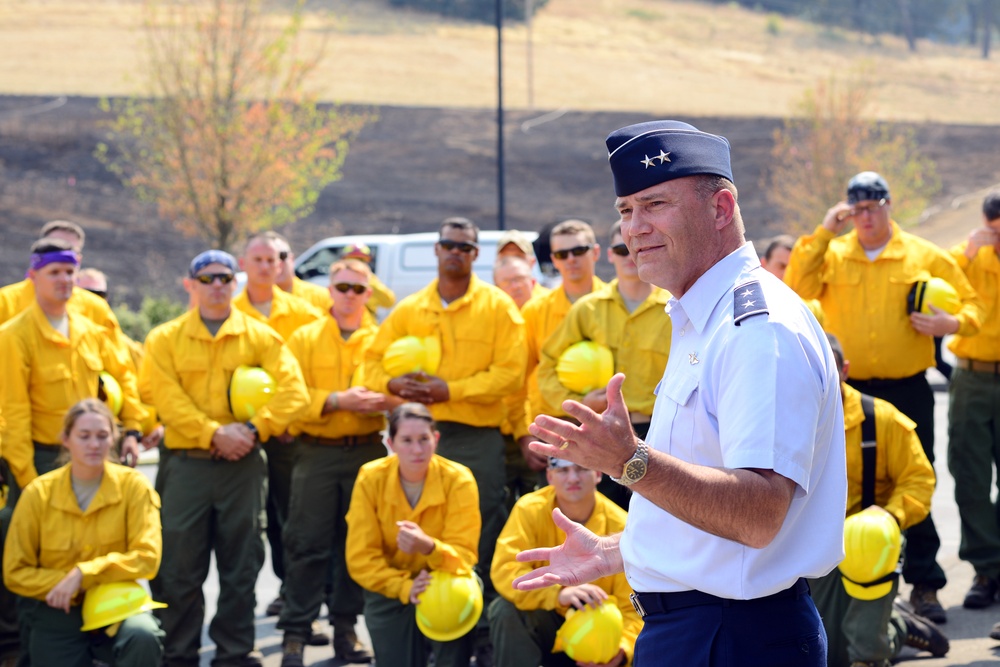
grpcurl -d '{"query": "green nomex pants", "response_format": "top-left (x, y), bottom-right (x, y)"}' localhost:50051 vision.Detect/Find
top-left (362, 589), bottom-right (474, 667)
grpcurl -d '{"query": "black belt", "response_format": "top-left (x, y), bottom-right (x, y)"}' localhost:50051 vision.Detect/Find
top-left (849, 372), bottom-right (925, 390)
top-left (630, 578), bottom-right (810, 618)
top-left (957, 358), bottom-right (1000, 375)
top-left (300, 432), bottom-right (383, 448)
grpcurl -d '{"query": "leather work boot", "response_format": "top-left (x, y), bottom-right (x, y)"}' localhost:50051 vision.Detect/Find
top-left (280, 636), bottom-right (305, 667)
top-left (963, 574), bottom-right (998, 609)
top-left (266, 594), bottom-right (285, 617)
top-left (332, 616), bottom-right (373, 664)
top-left (307, 619), bottom-right (331, 646)
top-left (909, 584), bottom-right (947, 624)
top-left (893, 598), bottom-right (950, 657)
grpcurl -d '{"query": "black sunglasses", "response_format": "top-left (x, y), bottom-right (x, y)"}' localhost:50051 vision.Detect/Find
top-left (278, 250), bottom-right (289, 261)
top-left (439, 239), bottom-right (478, 253)
top-left (552, 245), bottom-right (593, 260)
top-left (610, 244), bottom-right (630, 257)
top-left (83, 287), bottom-right (108, 300)
top-left (334, 282), bottom-right (367, 295)
top-left (194, 273), bottom-right (235, 285)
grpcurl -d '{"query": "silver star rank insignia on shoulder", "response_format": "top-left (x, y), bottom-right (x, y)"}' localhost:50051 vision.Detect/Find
top-left (733, 280), bottom-right (768, 326)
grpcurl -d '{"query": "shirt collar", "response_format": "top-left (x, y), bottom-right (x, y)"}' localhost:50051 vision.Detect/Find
top-left (668, 242), bottom-right (760, 335)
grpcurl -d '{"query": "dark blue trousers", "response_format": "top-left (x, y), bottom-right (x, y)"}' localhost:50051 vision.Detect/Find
top-left (633, 580), bottom-right (826, 666)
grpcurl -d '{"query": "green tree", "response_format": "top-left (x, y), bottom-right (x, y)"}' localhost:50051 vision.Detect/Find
top-left (114, 296), bottom-right (187, 343)
top-left (766, 68), bottom-right (939, 234)
top-left (97, 0), bottom-right (371, 251)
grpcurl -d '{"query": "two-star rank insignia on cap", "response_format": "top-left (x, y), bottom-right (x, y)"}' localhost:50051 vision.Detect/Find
top-left (641, 151), bottom-right (672, 169)
top-left (733, 280), bottom-right (768, 326)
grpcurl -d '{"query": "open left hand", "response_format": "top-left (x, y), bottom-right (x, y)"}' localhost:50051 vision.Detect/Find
top-left (409, 569), bottom-right (432, 605)
top-left (46, 568), bottom-right (83, 613)
top-left (909, 305), bottom-right (959, 337)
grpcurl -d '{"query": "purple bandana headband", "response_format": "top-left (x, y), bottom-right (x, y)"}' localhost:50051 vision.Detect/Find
top-left (29, 250), bottom-right (79, 272)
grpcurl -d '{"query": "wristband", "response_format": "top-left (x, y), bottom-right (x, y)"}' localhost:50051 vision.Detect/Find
top-left (244, 421), bottom-right (259, 441)
top-left (330, 392), bottom-right (340, 411)
top-left (125, 430), bottom-right (142, 441)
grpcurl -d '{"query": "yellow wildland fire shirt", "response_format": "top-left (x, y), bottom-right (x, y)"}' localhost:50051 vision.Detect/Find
top-left (285, 314), bottom-right (385, 440)
top-left (520, 277), bottom-right (605, 420)
top-left (345, 454), bottom-right (480, 604)
top-left (948, 242), bottom-right (1000, 362)
top-left (537, 279), bottom-right (671, 420)
top-left (0, 304), bottom-right (146, 488)
top-left (233, 285), bottom-right (322, 342)
top-left (491, 485), bottom-right (642, 665)
top-left (785, 221), bottom-right (983, 380)
top-left (145, 308), bottom-right (309, 450)
top-left (3, 462), bottom-right (161, 601)
top-left (363, 275), bottom-right (526, 428)
top-left (841, 383), bottom-right (933, 528)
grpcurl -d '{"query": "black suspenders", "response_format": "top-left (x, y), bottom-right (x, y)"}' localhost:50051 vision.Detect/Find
top-left (859, 394), bottom-right (877, 509)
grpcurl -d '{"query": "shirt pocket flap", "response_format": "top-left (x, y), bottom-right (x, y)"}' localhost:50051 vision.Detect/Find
top-left (659, 371), bottom-right (699, 407)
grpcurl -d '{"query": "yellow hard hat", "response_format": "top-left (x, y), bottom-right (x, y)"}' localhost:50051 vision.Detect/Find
top-left (908, 277), bottom-right (960, 316)
top-left (229, 366), bottom-right (276, 421)
top-left (80, 581), bottom-right (167, 632)
top-left (553, 597), bottom-right (623, 664)
top-left (98, 371), bottom-right (123, 417)
top-left (839, 506), bottom-right (901, 600)
top-left (382, 336), bottom-right (441, 377)
top-left (556, 341), bottom-right (614, 395)
top-left (415, 571), bottom-right (483, 642)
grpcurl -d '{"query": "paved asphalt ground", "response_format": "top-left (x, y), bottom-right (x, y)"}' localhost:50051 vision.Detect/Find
top-left (138, 368), bottom-right (1000, 666)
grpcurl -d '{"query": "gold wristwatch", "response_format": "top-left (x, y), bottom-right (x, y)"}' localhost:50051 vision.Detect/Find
top-left (611, 439), bottom-right (648, 486)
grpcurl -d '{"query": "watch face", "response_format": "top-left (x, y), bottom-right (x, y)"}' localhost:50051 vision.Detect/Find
top-left (625, 459), bottom-right (647, 481)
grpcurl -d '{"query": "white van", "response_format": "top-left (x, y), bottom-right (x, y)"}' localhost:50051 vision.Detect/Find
top-left (292, 231), bottom-right (552, 317)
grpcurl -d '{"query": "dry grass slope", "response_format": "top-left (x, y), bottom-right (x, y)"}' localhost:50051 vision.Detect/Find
top-left (0, 0), bottom-right (999, 123)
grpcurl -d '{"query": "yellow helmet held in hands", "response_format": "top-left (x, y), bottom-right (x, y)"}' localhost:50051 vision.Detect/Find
top-left (907, 277), bottom-right (961, 316)
top-left (839, 506), bottom-right (901, 601)
top-left (229, 366), bottom-right (276, 421)
top-left (80, 581), bottom-right (167, 632)
top-left (98, 371), bottom-right (123, 417)
top-left (415, 571), bottom-right (483, 642)
top-left (553, 597), bottom-right (624, 664)
top-left (556, 341), bottom-right (614, 395)
top-left (382, 336), bottom-right (441, 377)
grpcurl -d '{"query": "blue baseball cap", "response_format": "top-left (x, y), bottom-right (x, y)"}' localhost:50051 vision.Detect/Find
top-left (189, 249), bottom-right (238, 277)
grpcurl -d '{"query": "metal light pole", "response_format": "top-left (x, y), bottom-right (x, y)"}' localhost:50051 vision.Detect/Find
top-left (496, 0), bottom-right (506, 230)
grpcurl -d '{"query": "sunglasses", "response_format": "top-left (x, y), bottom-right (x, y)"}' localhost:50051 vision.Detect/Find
top-left (83, 287), bottom-right (108, 300)
top-left (439, 239), bottom-right (478, 253)
top-left (194, 272), bottom-right (235, 285)
top-left (551, 245), bottom-right (593, 260)
top-left (278, 250), bottom-right (289, 261)
top-left (610, 244), bottom-right (630, 257)
top-left (334, 282), bottom-right (367, 295)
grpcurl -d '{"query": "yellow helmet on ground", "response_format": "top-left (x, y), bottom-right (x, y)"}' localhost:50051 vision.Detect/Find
top-left (553, 597), bottom-right (623, 663)
top-left (415, 571), bottom-right (483, 642)
top-left (556, 341), bottom-right (614, 395)
top-left (907, 277), bottom-right (961, 316)
top-left (839, 506), bottom-right (901, 600)
top-left (80, 581), bottom-right (167, 632)
top-left (98, 371), bottom-right (123, 417)
top-left (229, 366), bottom-right (276, 421)
top-left (382, 336), bottom-right (441, 377)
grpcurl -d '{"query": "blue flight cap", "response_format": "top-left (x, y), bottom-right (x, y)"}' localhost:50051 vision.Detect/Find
top-left (606, 120), bottom-right (733, 197)
top-left (189, 249), bottom-right (238, 277)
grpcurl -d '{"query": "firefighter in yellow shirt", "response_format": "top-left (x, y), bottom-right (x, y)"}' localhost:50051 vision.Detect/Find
top-left (271, 233), bottom-right (334, 311)
top-left (345, 403), bottom-right (481, 667)
top-left (277, 259), bottom-right (400, 666)
top-left (145, 249), bottom-right (309, 667)
top-left (489, 456), bottom-right (641, 667)
top-left (3, 399), bottom-right (164, 667)
top-left (520, 219), bottom-right (605, 422)
top-left (232, 231), bottom-right (322, 620)
top-left (0, 221), bottom-right (134, 371)
top-left (537, 222), bottom-right (672, 509)
top-left (810, 334), bottom-right (947, 667)
top-left (340, 242), bottom-right (396, 317)
top-left (363, 218), bottom-right (525, 659)
top-left (946, 190), bottom-right (1000, 610)
top-left (497, 229), bottom-right (550, 301)
top-left (784, 171), bottom-right (983, 622)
